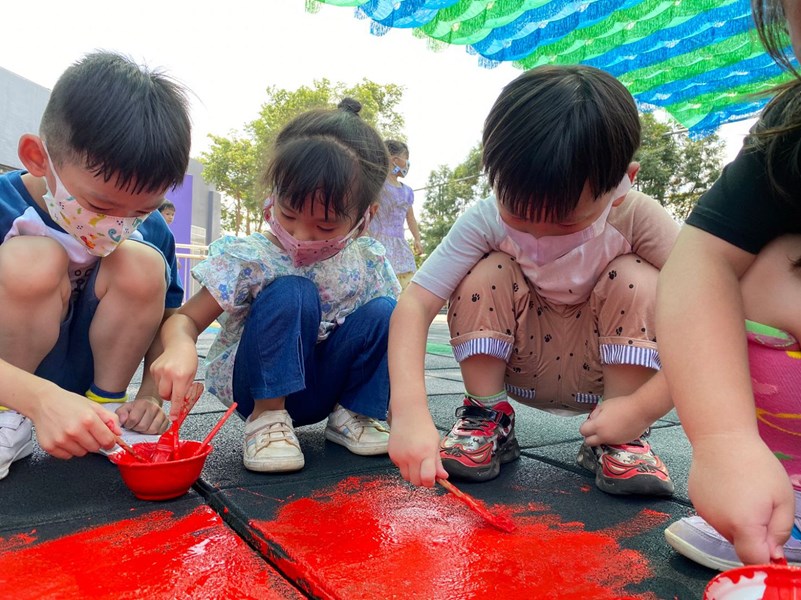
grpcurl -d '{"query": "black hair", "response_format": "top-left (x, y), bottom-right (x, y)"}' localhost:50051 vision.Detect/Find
top-left (482, 64), bottom-right (640, 223)
top-left (262, 98), bottom-right (389, 224)
top-left (385, 139), bottom-right (409, 157)
top-left (748, 0), bottom-right (801, 201)
top-left (158, 200), bottom-right (176, 212)
top-left (40, 51), bottom-right (191, 195)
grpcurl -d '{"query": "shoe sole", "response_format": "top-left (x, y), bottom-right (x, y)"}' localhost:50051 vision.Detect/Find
top-left (0, 438), bottom-right (34, 480)
top-left (442, 437), bottom-right (521, 482)
top-left (576, 443), bottom-right (674, 497)
top-left (243, 455), bottom-right (305, 473)
top-left (664, 527), bottom-right (742, 571)
top-left (324, 428), bottom-right (388, 456)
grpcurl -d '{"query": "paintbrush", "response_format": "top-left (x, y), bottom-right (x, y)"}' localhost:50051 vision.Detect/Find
top-left (436, 477), bottom-right (516, 532)
top-left (114, 435), bottom-right (147, 463)
top-left (194, 402), bottom-right (238, 456)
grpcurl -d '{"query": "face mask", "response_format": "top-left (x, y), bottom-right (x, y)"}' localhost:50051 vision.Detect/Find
top-left (42, 150), bottom-right (145, 257)
top-left (500, 175), bottom-right (631, 266)
top-left (265, 198), bottom-right (368, 268)
top-left (392, 158), bottom-right (410, 178)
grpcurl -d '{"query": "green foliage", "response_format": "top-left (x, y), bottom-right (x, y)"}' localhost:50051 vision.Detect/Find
top-left (419, 144), bottom-right (489, 256)
top-left (200, 79), bottom-right (406, 236)
top-left (635, 112), bottom-right (725, 220)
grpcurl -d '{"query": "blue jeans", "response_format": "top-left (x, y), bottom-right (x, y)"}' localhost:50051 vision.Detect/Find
top-left (232, 276), bottom-right (395, 425)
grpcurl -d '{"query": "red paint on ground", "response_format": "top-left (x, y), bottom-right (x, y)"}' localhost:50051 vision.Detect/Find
top-left (251, 476), bottom-right (659, 600)
top-left (0, 506), bottom-right (301, 600)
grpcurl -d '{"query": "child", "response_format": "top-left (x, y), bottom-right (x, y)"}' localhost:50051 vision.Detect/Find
top-left (0, 52), bottom-right (190, 479)
top-left (158, 200), bottom-right (176, 225)
top-left (657, 0), bottom-right (801, 569)
top-left (388, 65), bottom-right (679, 497)
top-left (152, 99), bottom-right (400, 473)
top-left (367, 140), bottom-right (423, 288)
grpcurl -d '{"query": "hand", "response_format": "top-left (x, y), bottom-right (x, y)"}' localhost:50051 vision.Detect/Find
top-left (150, 344), bottom-right (198, 420)
top-left (117, 397), bottom-right (169, 434)
top-left (388, 407), bottom-right (448, 487)
top-left (30, 387), bottom-right (120, 459)
top-left (579, 395), bottom-right (652, 446)
top-left (689, 434), bottom-right (795, 565)
top-left (413, 239), bottom-right (423, 256)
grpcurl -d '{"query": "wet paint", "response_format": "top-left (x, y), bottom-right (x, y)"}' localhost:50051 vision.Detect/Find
top-left (250, 476), bottom-right (666, 599)
top-left (705, 561), bottom-right (801, 599)
top-left (0, 506), bottom-right (302, 599)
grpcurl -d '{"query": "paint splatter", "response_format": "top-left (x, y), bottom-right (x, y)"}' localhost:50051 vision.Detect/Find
top-left (0, 506), bottom-right (301, 600)
top-left (250, 476), bottom-right (665, 600)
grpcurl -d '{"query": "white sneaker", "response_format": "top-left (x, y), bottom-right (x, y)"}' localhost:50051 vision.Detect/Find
top-left (0, 411), bottom-right (34, 480)
top-left (324, 404), bottom-right (389, 456)
top-left (243, 410), bottom-right (304, 472)
top-left (95, 402), bottom-right (162, 458)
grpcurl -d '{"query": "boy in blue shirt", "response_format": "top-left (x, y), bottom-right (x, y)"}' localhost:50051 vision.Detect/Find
top-left (0, 51), bottom-right (190, 479)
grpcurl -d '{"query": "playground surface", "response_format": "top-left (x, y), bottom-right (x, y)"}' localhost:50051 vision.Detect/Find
top-left (0, 317), bottom-right (716, 599)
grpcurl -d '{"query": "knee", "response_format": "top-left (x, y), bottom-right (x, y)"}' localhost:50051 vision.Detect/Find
top-left (254, 276), bottom-right (320, 319)
top-left (598, 254), bottom-right (658, 293)
top-left (97, 241), bottom-right (167, 301)
top-left (0, 237), bottom-right (70, 299)
top-left (452, 252), bottom-right (521, 297)
top-left (358, 297), bottom-right (396, 333)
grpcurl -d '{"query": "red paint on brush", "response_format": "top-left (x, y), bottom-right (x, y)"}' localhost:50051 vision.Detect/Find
top-left (251, 476), bottom-right (659, 599)
top-left (0, 506), bottom-right (301, 599)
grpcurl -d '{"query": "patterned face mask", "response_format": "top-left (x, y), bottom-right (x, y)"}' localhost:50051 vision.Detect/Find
top-left (264, 198), bottom-right (368, 268)
top-left (392, 158), bottom-right (410, 177)
top-left (42, 148), bottom-right (145, 257)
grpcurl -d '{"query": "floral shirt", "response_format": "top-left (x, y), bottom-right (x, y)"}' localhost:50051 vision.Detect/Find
top-left (193, 233), bottom-right (401, 406)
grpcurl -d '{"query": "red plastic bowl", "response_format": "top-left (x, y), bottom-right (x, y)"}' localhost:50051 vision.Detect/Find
top-left (111, 440), bottom-right (212, 501)
top-left (704, 562), bottom-right (801, 599)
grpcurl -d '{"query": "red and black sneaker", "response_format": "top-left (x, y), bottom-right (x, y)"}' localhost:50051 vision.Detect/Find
top-left (439, 398), bottom-right (521, 482)
top-left (577, 435), bottom-right (674, 496)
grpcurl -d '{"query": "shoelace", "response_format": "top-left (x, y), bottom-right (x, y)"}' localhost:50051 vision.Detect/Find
top-left (341, 413), bottom-right (388, 434)
top-left (248, 421), bottom-right (298, 450)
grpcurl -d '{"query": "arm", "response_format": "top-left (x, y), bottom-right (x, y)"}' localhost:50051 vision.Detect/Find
top-left (658, 225), bottom-right (794, 564)
top-left (387, 282), bottom-right (449, 487)
top-left (406, 206), bottom-right (423, 255)
top-left (151, 287), bottom-right (223, 419)
top-left (0, 360), bottom-right (120, 458)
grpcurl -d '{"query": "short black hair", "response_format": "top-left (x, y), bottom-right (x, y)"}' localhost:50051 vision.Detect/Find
top-left (262, 98), bottom-right (389, 224)
top-left (41, 51), bottom-right (191, 195)
top-left (385, 139), bottom-right (409, 157)
top-left (483, 65), bottom-right (640, 222)
top-left (158, 200), bottom-right (175, 212)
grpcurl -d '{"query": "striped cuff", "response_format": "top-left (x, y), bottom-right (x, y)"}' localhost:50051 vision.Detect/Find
top-left (505, 383), bottom-right (536, 401)
top-left (600, 343), bottom-right (661, 370)
top-left (452, 337), bottom-right (514, 363)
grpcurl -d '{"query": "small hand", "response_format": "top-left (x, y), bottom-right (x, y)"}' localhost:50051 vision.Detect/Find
top-left (388, 410), bottom-right (448, 487)
top-left (117, 397), bottom-right (169, 434)
top-left (579, 395), bottom-right (652, 446)
top-left (413, 239), bottom-right (424, 255)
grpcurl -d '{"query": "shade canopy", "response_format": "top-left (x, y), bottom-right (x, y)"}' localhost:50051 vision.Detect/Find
top-left (309, 0), bottom-right (795, 135)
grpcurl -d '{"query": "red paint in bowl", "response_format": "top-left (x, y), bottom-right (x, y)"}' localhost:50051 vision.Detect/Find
top-left (110, 440), bottom-right (212, 501)
top-left (704, 562), bottom-right (801, 599)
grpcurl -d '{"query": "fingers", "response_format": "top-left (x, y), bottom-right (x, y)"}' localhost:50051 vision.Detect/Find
top-left (767, 498), bottom-right (795, 562)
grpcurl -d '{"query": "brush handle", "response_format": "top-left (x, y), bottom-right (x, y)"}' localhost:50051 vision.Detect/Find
top-left (114, 436), bottom-right (147, 463)
top-left (196, 402), bottom-right (238, 456)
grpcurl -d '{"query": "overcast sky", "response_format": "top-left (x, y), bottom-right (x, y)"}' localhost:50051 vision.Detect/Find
top-left (1, 0), bottom-right (753, 193)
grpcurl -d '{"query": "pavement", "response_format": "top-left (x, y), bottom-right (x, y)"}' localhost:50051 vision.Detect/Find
top-left (0, 316), bottom-right (718, 599)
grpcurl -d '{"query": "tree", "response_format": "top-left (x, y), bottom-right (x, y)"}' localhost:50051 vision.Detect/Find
top-left (635, 112), bottom-right (725, 220)
top-left (419, 144), bottom-right (489, 255)
top-left (200, 79), bottom-right (406, 236)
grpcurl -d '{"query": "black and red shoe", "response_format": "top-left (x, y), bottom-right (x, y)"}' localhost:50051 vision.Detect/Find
top-left (577, 436), bottom-right (674, 496)
top-left (439, 398), bottom-right (521, 482)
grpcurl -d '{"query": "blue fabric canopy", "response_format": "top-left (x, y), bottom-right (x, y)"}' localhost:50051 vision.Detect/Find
top-left (308, 0), bottom-right (796, 135)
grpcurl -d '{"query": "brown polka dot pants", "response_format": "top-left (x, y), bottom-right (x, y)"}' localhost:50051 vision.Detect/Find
top-left (447, 252), bottom-right (660, 412)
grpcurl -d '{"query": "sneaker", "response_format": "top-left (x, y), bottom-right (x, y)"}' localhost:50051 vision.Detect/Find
top-left (243, 409), bottom-right (304, 473)
top-left (665, 490), bottom-right (801, 570)
top-left (324, 404), bottom-right (390, 456)
top-left (577, 436), bottom-right (674, 496)
top-left (95, 402), bottom-right (161, 458)
top-left (440, 398), bottom-right (521, 482)
top-left (0, 411), bottom-right (34, 480)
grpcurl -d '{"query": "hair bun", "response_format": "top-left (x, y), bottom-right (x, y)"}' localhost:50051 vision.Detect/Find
top-left (338, 97), bottom-right (362, 115)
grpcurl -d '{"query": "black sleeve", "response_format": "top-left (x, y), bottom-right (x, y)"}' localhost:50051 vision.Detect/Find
top-left (686, 145), bottom-right (801, 254)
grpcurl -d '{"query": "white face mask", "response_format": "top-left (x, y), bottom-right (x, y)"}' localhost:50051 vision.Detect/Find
top-left (499, 175), bottom-right (631, 266)
top-left (42, 151), bottom-right (145, 257)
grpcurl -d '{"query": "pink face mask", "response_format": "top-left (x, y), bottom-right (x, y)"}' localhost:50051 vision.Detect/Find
top-left (499, 175), bottom-right (632, 266)
top-left (264, 198), bottom-right (368, 268)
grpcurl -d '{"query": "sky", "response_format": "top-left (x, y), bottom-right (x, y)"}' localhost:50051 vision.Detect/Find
top-left (1, 0), bottom-right (754, 194)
